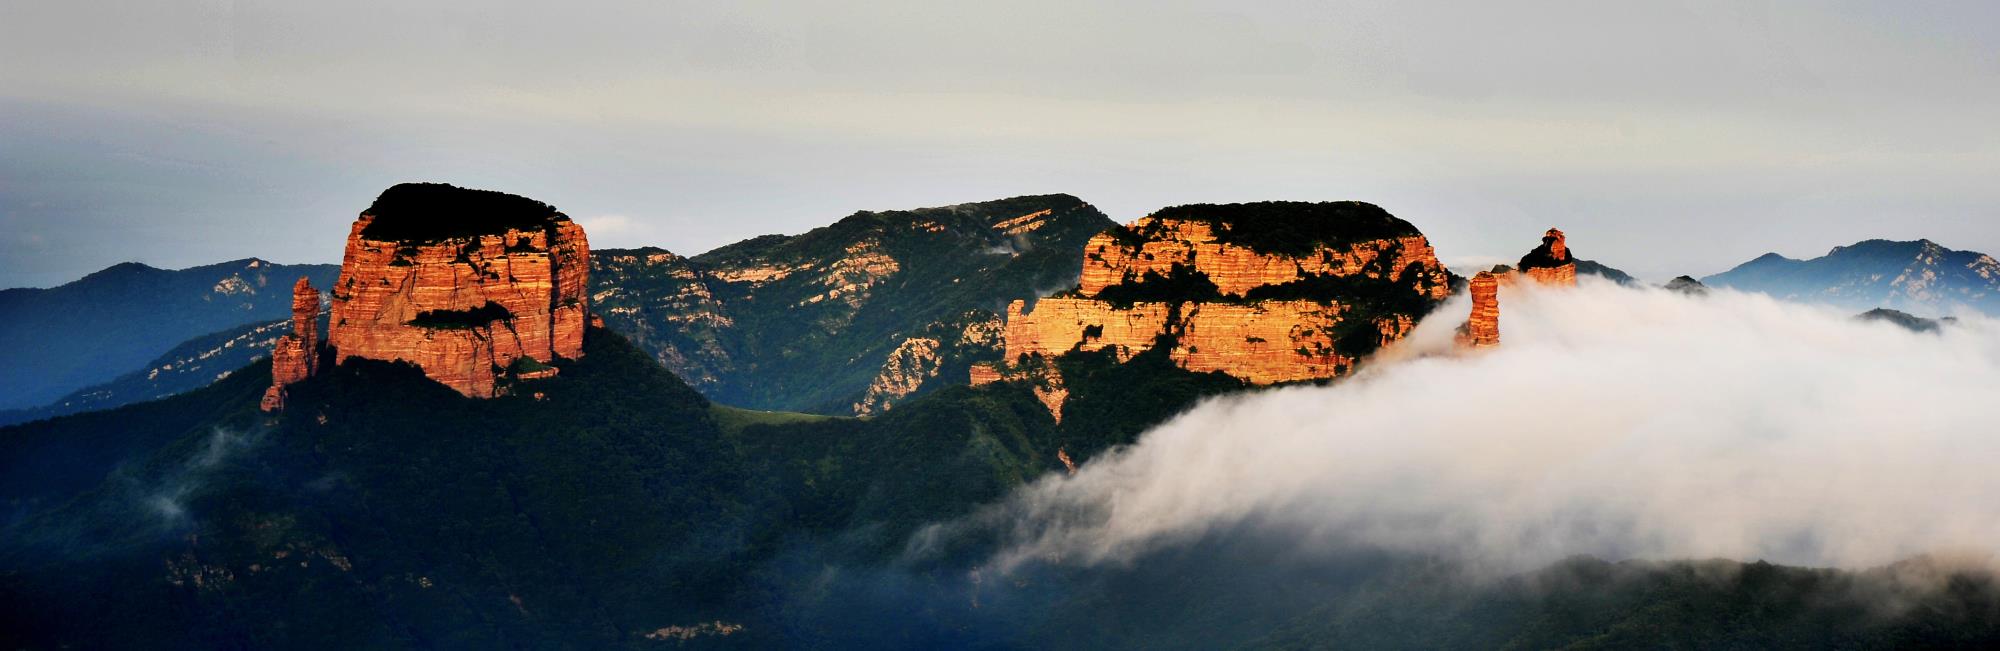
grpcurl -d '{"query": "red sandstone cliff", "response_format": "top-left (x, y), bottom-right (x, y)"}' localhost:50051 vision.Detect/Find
top-left (1455, 271), bottom-right (1501, 348)
top-left (260, 277), bottom-right (322, 411)
top-left (1453, 228), bottom-right (1584, 350)
top-left (1518, 228), bottom-right (1578, 286)
top-left (327, 184), bottom-right (589, 398)
top-left (977, 202), bottom-right (1454, 417)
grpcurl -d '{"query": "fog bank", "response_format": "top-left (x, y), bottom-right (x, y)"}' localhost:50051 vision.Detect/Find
top-left (972, 280), bottom-right (2000, 572)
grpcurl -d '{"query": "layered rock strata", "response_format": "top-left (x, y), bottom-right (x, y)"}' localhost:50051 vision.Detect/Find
top-left (1454, 271), bottom-right (1501, 348)
top-left (978, 202), bottom-right (1455, 418)
top-left (260, 277), bottom-right (322, 411)
top-left (327, 183), bottom-right (589, 398)
top-left (1454, 228), bottom-right (1584, 350)
top-left (1518, 228), bottom-right (1578, 286)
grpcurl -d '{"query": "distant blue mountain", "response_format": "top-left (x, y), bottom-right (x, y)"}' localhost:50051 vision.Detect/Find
top-left (0, 312), bottom-right (332, 427)
top-left (0, 259), bottom-right (337, 410)
top-left (1703, 239), bottom-right (2000, 316)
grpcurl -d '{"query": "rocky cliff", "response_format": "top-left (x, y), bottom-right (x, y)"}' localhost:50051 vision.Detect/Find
top-left (980, 201), bottom-right (1455, 416)
top-left (260, 278), bottom-right (322, 411)
top-left (1517, 228), bottom-right (1578, 286)
top-left (327, 183), bottom-right (589, 397)
top-left (1453, 228), bottom-right (1585, 349)
top-left (853, 311), bottom-right (1004, 416)
top-left (1455, 271), bottom-right (1501, 347)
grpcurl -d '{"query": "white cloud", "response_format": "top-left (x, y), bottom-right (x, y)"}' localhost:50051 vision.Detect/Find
top-left (954, 280), bottom-right (2000, 573)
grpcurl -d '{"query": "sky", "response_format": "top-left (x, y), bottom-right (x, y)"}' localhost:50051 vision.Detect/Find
top-left (3, 0), bottom-right (1997, 288)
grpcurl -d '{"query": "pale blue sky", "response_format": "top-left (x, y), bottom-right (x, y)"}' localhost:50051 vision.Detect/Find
top-left (3, 0), bottom-right (1996, 287)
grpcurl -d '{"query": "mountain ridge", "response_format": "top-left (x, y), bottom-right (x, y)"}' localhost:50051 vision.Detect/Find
top-left (1703, 238), bottom-right (2000, 316)
top-left (0, 258), bottom-right (340, 410)
top-left (592, 193), bottom-right (1117, 414)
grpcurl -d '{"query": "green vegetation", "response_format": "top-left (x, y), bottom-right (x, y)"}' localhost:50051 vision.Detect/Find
top-left (1242, 556), bottom-right (2000, 649)
top-left (10, 326), bottom-right (2000, 648)
top-left (506, 355), bottom-right (554, 373)
top-left (1145, 201), bottom-right (1420, 257)
top-left (360, 182), bottom-right (566, 242)
top-left (1093, 263), bottom-right (1224, 307)
top-left (593, 194), bottom-right (1115, 414)
top-left (406, 301), bottom-right (511, 329)
top-left (709, 403), bottom-right (840, 435)
top-left (1518, 231), bottom-right (1570, 270)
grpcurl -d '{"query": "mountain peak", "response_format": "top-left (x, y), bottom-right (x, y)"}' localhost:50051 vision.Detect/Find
top-left (1709, 238), bottom-right (1998, 315)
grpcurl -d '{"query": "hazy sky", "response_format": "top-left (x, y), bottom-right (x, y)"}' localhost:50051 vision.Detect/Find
top-left (3, 0), bottom-right (1997, 287)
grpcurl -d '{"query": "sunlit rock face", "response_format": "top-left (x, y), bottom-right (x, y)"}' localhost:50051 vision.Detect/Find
top-left (1518, 228), bottom-right (1578, 287)
top-left (260, 277), bottom-right (322, 411)
top-left (980, 202), bottom-right (1455, 417)
top-left (1455, 271), bottom-right (1502, 348)
top-left (1076, 214), bottom-right (1448, 299)
top-left (327, 183), bottom-right (589, 398)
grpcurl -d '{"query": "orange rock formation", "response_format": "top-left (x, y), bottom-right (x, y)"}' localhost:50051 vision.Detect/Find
top-left (327, 184), bottom-right (589, 398)
top-left (1455, 271), bottom-right (1501, 348)
top-left (1077, 217), bottom-right (1447, 298)
top-left (1453, 228), bottom-right (1585, 350)
top-left (1518, 227), bottom-right (1577, 286)
top-left (980, 202), bottom-right (1453, 418)
top-left (260, 277), bottom-right (322, 411)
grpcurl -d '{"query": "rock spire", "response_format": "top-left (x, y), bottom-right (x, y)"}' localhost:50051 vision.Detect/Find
top-left (1518, 227), bottom-right (1578, 286)
top-left (260, 277), bottom-right (321, 411)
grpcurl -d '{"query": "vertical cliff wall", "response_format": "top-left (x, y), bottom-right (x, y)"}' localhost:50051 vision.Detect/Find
top-left (260, 277), bottom-right (322, 411)
top-left (327, 183), bottom-right (589, 398)
top-left (1455, 271), bottom-right (1501, 348)
top-left (981, 202), bottom-right (1455, 416)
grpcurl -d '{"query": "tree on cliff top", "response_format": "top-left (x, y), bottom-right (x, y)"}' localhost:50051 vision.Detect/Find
top-left (360, 182), bottom-right (569, 242)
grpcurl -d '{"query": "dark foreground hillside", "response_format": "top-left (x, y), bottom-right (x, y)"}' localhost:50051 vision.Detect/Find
top-left (5, 330), bottom-right (2000, 649)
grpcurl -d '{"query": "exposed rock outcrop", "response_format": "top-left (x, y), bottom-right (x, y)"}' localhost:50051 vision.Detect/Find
top-left (1454, 271), bottom-right (1501, 348)
top-left (980, 202), bottom-right (1455, 418)
top-left (260, 277), bottom-right (322, 411)
top-left (327, 183), bottom-right (589, 398)
top-left (1518, 228), bottom-right (1578, 286)
top-left (1453, 228), bottom-right (1585, 350)
top-left (853, 313), bottom-right (1004, 416)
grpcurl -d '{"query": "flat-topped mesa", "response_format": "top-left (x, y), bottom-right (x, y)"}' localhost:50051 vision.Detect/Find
top-left (1517, 227), bottom-right (1578, 286)
top-left (327, 183), bottom-right (590, 398)
top-left (1454, 271), bottom-right (1501, 348)
top-left (261, 277), bottom-right (323, 411)
top-left (980, 201), bottom-right (1455, 417)
top-left (1077, 202), bottom-right (1450, 298)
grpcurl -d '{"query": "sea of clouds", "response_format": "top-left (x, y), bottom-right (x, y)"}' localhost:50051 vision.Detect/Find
top-left (963, 279), bottom-right (2000, 573)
